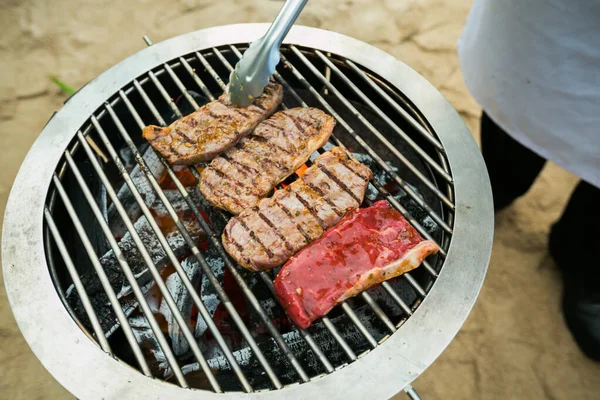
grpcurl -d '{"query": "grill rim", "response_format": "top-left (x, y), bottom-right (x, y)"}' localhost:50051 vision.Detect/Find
top-left (1, 24), bottom-right (493, 399)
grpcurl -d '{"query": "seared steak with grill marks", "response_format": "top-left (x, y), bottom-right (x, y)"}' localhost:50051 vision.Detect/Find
top-left (222, 147), bottom-right (373, 271)
top-left (142, 82), bottom-right (283, 165)
top-left (199, 107), bottom-right (335, 215)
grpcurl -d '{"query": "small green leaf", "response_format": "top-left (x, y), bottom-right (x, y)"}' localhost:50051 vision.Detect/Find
top-left (49, 75), bottom-right (76, 96)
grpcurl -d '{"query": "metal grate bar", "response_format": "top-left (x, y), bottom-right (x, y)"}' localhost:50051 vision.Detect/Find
top-left (282, 49), bottom-right (453, 234)
top-left (199, 50), bottom-right (227, 89)
top-left (345, 59), bottom-right (444, 151)
top-left (403, 274), bottom-right (426, 297)
top-left (381, 281), bottom-right (413, 316)
top-left (324, 52), bottom-right (331, 95)
top-left (51, 171), bottom-right (153, 376)
top-left (179, 57), bottom-right (215, 101)
top-left (359, 292), bottom-right (396, 333)
top-left (74, 131), bottom-right (190, 388)
top-left (136, 65), bottom-right (311, 384)
top-left (120, 90), bottom-right (147, 129)
top-left (148, 72), bottom-right (182, 118)
top-left (44, 208), bottom-right (112, 353)
top-left (322, 317), bottom-right (357, 361)
top-left (314, 50), bottom-right (454, 188)
top-left (164, 63), bottom-right (199, 110)
top-left (341, 303), bottom-right (378, 348)
top-left (133, 80), bottom-right (167, 126)
top-left (84, 118), bottom-right (223, 391)
top-left (104, 105), bottom-right (254, 391)
top-left (211, 47), bottom-right (236, 81)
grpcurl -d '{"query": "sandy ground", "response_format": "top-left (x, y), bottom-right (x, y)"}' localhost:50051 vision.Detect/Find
top-left (1, 0), bottom-right (599, 399)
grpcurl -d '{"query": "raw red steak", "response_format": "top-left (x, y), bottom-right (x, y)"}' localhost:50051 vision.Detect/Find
top-left (273, 200), bottom-right (440, 329)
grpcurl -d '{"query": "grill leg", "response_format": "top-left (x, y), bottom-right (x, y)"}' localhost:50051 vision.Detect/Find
top-left (404, 384), bottom-right (422, 400)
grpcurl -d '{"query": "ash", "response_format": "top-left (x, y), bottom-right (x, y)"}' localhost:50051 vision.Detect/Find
top-left (158, 257), bottom-right (201, 357)
top-left (108, 147), bottom-right (165, 238)
top-left (129, 314), bottom-right (171, 379)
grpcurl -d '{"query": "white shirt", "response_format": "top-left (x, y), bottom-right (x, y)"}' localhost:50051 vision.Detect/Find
top-left (458, 0), bottom-right (600, 188)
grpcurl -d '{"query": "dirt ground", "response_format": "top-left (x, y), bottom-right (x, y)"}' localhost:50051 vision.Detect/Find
top-left (1, 0), bottom-right (599, 399)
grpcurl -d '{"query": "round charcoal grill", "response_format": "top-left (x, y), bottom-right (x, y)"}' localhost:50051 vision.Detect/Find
top-left (2, 25), bottom-right (493, 399)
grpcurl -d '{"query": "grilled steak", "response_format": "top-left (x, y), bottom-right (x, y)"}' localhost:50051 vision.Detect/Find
top-left (274, 200), bottom-right (440, 328)
top-left (142, 82), bottom-right (283, 165)
top-left (222, 147), bottom-right (373, 271)
top-left (199, 107), bottom-right (335, 215)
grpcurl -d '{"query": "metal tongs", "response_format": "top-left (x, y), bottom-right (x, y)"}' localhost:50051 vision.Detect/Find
top-left (227, 0), bottom-right (308, 106)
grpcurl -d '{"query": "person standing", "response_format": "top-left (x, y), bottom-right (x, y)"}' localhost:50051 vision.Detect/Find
top-left (458, 0), bottom-right (600, 360)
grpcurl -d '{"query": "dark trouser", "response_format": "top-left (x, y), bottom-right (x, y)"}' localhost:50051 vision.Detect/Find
top-left (480, 112), bottom-right (599, 290)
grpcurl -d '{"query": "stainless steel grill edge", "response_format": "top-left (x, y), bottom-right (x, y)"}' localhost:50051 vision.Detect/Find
top-left (1, 24), bottom-right (493, 399)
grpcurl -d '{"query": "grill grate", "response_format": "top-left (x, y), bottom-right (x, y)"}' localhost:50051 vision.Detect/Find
top-left (43, 40), bottom-right (453, 393)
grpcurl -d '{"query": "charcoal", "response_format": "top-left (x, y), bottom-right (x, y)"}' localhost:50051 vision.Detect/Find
top-left (82, 215), bottom-right (191, 298)
top-left (353, 152), bottom-right (441, 237)
top-left (119, 142), bottom-right (150, 172)
top-left (149, 188), bottom-right (203, 216)
top-left (158, 257), bottom-right (202, 356)
top-left (129, 314), bottom-right (172, 378)
top-left (108, 147), bottom-right (165, 238)
top-left (364, 280), bottom-right (416, 318)
top-left (196, 196), bottom-right (230, 236)
top-left (180, 302), bottom-right (389, 391)
top-left (67, 214), bottom-right (197, 336)
top-left (195, 246), bottom-right (223, 338)
top-left (69, 280), bottom-right (154, 338)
